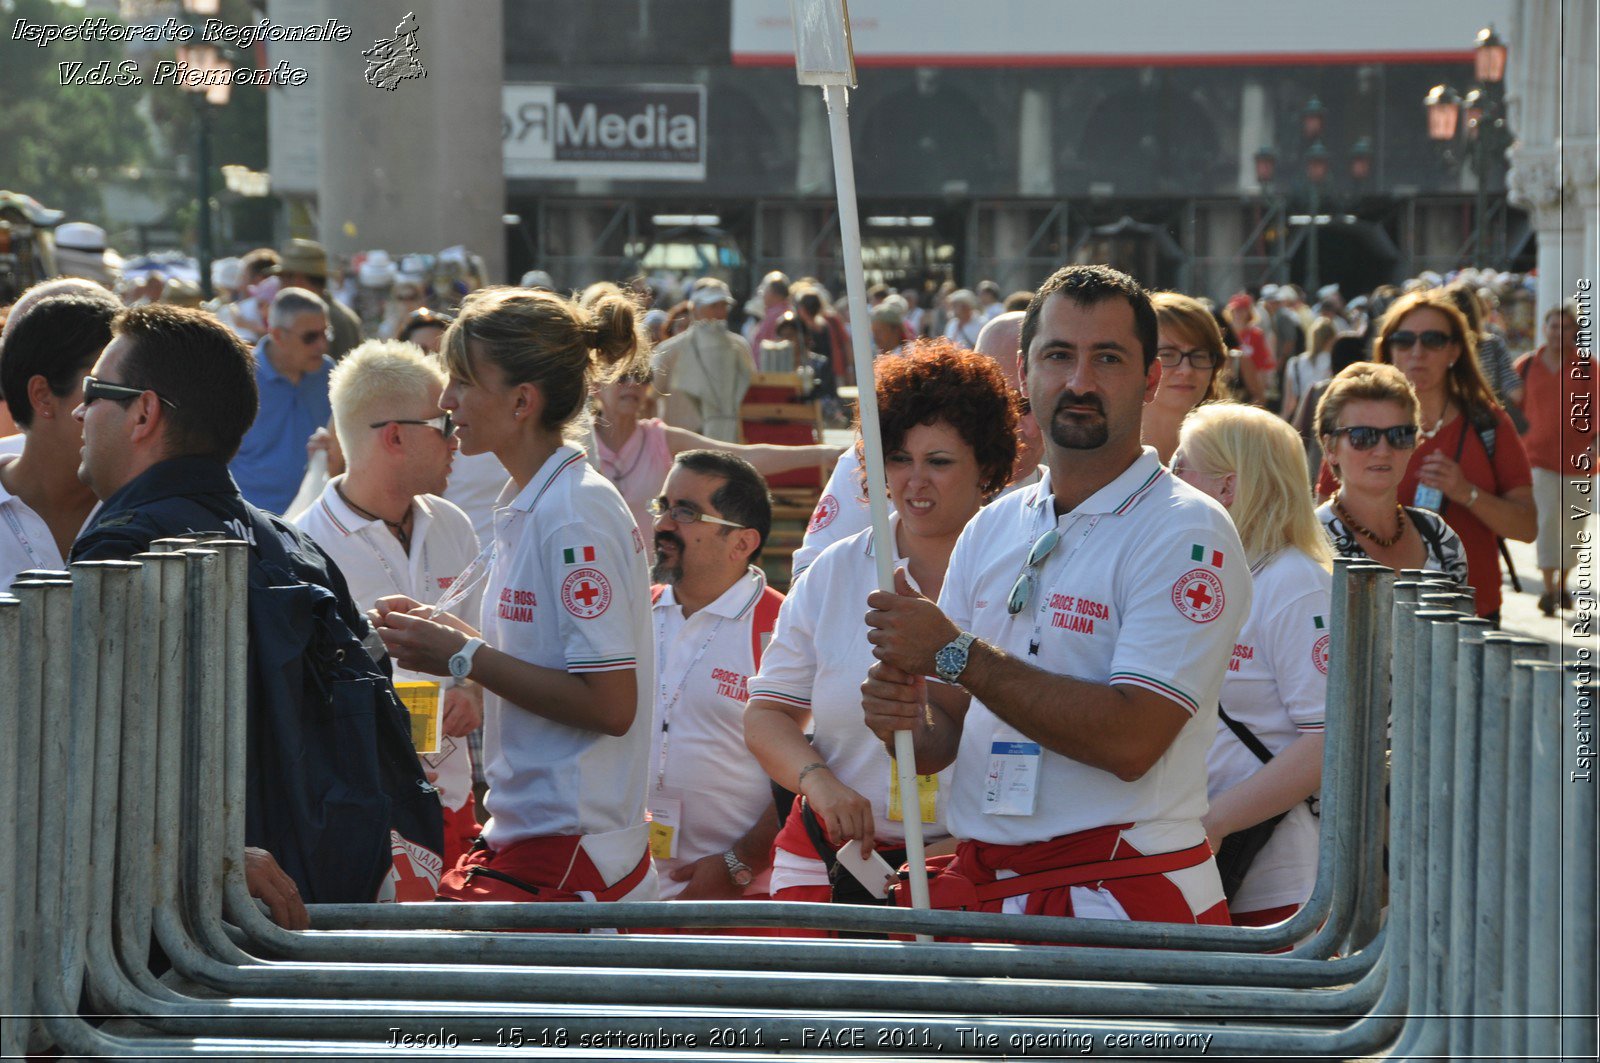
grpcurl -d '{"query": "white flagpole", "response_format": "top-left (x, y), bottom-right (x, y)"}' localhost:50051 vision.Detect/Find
top-left (789, 0), bottom-right (933, 929)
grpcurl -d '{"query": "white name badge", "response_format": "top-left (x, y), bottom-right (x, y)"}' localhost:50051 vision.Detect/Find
top-left (647, 793), bottom-right (682, 861)
top-left (982, 730), bottom-right (1041, 817)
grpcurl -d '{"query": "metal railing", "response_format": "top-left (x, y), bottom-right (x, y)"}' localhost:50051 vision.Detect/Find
top-left (0, 549), bottom-right (1593, 1058)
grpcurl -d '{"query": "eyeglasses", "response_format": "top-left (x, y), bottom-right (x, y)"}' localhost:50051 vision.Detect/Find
top-left (647, 497), bottom-right (746, 530)
top-left (1155, 347), bottom-right (1220, 370)
top-left (1007, 526), bottom-right (1061, 615)
top-left (82, 375), bottom-right (180, 410)
top-left (299, 328), bottom-right (334, 345)
top-left (1388, 329), bottom-right (1453, 352)
top-left (370, 413), bottom-right (454, 438)
top-left (1329, 424), bottom-right (1419, 451)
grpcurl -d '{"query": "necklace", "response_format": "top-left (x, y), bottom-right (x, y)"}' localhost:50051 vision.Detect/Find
top-left (1417, 403), bottom-right (1450, 442)
top-left (337, 484), bottom-right (413, 553)
top-left (1333, 492), bottom-right (1407, 549)
top-left (599, 420), bottom-right (647, 484)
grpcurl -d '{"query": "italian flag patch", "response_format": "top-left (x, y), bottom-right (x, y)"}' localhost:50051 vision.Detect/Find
top-left (562, 545), bottom-right (596, 565)
top-left (1189, 543), bottom-right (1225, 569)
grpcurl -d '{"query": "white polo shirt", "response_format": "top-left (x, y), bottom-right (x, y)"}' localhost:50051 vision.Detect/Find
top-left (791, 447), bottom-right (879, 580)
top-left (940, 448), bottom-right (1251, 852)
top-left (443, 449), bottom-right (512, 545)
top-left (752, 516), bottom-right (951, 857)
top-left (0, 454), bottom-right (94, 586)
top-left (1206, 546), bottom-right (1328, 913)
top-left (649, 567), bottom-right (780, 898)
top-left (293, 478), bottom-right (481, 812)
top-left (478, 445), bottom-right (655, 891)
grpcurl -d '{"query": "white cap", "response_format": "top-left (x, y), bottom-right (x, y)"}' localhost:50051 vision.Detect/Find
top-left (1317, 283), bottom-right (1341, 300)
top-left (55, 221), bottom-right (108, 252)
top-left (1260, 284), bottom-right (1281, 301)
top-left (520, 269), bottom-right (555, 291)
top-left (691, 280), bottom-right (736, 307)
top-left (212, 257), bottom-right (243, 292)
top-left (358, 250), bottom-right (396, 288)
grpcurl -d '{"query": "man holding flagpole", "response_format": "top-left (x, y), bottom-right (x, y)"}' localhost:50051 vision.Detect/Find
top-left (861, 264), bottom-right (1249, 929)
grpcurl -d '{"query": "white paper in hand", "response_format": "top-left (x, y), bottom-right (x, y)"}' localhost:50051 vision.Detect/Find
top-left (833, 843), bottom-right (896, 900)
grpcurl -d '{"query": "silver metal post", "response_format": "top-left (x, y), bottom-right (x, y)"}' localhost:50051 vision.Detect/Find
top-left (1446, 616), bottom-right (1492, 1054)
top-left (1526, 662), bottom-right (1565, 1059)
top-left (1473, 634), bottom-right (1515, 1047)
top-left (0, 594), bottom-right (21, 1058)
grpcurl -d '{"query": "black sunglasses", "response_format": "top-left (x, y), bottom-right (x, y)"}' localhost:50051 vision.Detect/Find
top-left (1329, 424), bottom-right (1419, 451)
top-left (1387, 329), bottom-right (1453, 351)
top-left (370, 412), bottom-right (454, 438)
top-left (298, 327), bottom-right (333, 345)
top-left (82, 375), bottom-right (179, 410)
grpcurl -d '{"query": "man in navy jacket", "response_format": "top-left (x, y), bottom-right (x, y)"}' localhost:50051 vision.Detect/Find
top-left (72, 304), bottom-right (438, 925)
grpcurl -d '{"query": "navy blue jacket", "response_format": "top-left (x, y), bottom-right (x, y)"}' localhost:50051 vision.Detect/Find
top-left (74, 455), bottom-right (441, 902)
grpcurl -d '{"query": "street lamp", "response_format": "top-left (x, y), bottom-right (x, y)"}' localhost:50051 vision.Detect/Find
top-left (1304, 141), bottom-right (1330, 293)
top-left (177, 0), bottom-right (231, 299)
top-left (1422, 25), bottom-right (1512, 266)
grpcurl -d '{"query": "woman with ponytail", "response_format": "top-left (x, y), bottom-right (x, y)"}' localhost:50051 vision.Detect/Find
top-left (374, 286), bottom-right (661, 906)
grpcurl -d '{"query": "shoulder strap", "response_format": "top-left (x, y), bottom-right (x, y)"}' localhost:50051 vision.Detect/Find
top-left (1404, 505), bottom-right (1450, 561)
top-left (749, 586), bottom-right (784, 669)
top-left (1217, 704), bottom-right (1274, 766)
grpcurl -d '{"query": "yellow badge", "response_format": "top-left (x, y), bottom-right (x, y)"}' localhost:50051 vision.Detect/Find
top-left (887, 769), bottom-right (940, 824)
top-left (394, 680), bottom-right (441, 755)
top-left (647, 795), bottom-right (682, 860)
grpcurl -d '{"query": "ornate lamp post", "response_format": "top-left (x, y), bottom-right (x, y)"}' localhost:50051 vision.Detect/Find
top-left (1304, 139), bottom-right (1329, 293)
top-left (1423, 25), bottom-right (1512, 266)
top-left (177, 0), bottom-right (231, 299)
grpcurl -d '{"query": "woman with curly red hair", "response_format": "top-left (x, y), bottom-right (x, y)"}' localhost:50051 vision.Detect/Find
top-left (744, 339), bottom-right (1018, 914)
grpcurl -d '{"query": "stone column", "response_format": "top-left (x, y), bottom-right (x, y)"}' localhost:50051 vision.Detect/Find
top-left (316, 1), bottom-right (505, 281)
top-left (1509, 148), bottom-right (1581, 316)
top-left (1507, 0), bottom-right (1599, 315)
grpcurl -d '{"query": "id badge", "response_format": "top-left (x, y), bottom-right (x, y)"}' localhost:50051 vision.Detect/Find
top-left (887, 768), bottom-right (940, 824)
top-left (982, 727), bottom-right (1041, 817)
top-left (647, 794), bottom-right (682, 860)
top-left (394, 680), bottom-right (442, 755)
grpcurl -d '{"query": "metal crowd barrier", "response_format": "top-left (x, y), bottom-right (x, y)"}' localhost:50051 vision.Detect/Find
top-left (0, 548), bottom-right (1593, 1059)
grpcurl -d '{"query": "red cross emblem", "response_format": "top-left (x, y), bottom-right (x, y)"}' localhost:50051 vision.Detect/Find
top-left (1312, 634), bottom-right (1331, 675)
top-left (808, 494), bottom-right (839, 533)
top-left (1171, 568), bottom-right (1225, 624)
top-left (562, 567), bottom-right (612, 618)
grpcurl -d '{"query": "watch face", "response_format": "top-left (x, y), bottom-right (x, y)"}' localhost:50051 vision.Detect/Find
top-left (935, 645), bottom-right (964, 679)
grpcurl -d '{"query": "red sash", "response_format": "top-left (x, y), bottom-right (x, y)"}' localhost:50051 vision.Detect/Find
top-left (437, 833), bottom-right (650, 906)
top-left (889, 823), bottom-right (1227, 940)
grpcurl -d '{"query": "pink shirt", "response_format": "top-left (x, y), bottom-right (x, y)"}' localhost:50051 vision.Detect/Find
top-left (596, 418), bottom-right (674, 535)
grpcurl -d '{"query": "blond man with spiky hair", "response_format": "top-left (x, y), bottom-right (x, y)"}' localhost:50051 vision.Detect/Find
top-left (294, 339), bottom-right (484, 892)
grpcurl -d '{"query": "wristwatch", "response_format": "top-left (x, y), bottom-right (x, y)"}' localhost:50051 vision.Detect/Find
top-left (448, 637), bottom-right (486, 680)
top-left (722, 850), bottom-right (754, 888)
top-left (934, 631), bottom-right (977, 683)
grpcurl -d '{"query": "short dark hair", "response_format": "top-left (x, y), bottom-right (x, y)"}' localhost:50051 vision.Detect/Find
top-left (1020, 264), bottom-right (1159, 371)
top-left (111, 305), bottom-right (259, 461)
top-left (855, 339), bottom-right (1020, 496)
top-left (672, 449), bottom-right (772, 562)
top-left (0, 292), bottom-right (119, 427)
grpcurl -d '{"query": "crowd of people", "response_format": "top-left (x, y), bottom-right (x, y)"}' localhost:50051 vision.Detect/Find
top-left (0, 231), bottom-right (1589, 940)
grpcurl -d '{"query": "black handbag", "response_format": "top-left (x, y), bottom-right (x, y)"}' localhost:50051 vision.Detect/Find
top-left (1212, 706), bottom-right (1316, 904)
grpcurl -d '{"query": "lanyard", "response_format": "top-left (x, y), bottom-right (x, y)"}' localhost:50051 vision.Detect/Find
top-left (328, 497), bottom-right (434, 601)
top-left (653, 606), bottom-right (727, 792)
top-left (1024, 504), bottom-right (1102, 657)
top-left (428, 539), bottom-right (494, 619)
top-left (1, 502), bottom-right (52, 571)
